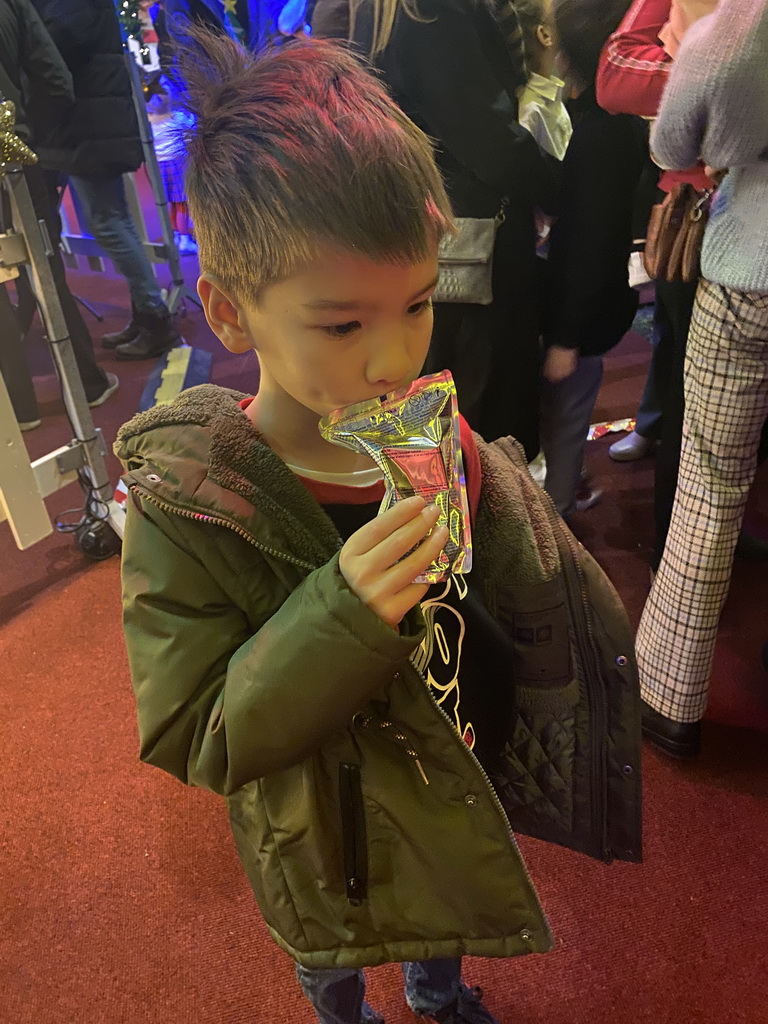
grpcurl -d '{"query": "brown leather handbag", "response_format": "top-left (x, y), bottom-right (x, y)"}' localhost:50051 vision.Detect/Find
top-left (643, 183), bottom-right (715, 284)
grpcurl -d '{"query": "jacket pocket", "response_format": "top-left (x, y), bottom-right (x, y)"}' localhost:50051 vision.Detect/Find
top-left (339, 763), bottom-right (368, 906)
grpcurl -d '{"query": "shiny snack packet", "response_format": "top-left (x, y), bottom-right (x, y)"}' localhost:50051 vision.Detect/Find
top-left (319, 370), bottom-right (472, 584)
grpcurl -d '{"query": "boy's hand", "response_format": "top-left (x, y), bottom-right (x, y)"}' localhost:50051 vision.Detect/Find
top-left (340, 496), bottom-right (448, 629)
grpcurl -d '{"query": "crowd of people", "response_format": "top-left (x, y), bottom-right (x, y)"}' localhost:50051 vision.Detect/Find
top-left (308, 0), bottom-right (767, 763)
top-left (2, 1), bottom-right (766, 1022)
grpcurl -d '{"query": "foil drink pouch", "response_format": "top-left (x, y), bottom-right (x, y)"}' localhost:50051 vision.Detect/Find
top-left (319, 370), bottom-right (472, 584)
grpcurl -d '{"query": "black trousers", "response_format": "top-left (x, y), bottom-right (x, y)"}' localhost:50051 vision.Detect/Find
top-left (0, 281), bottom-right (38, 421)
top-left (0, 166), bottom-right (107, 422)
top-left (426, 209), bottom-right (541, 460)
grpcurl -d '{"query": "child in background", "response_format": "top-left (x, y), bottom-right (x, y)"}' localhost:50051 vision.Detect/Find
top-left (146, 75), bottom-right (197, 255)
top-left (516, 0), bottom-right (572, 163)
top-left (114, 34), bottom-right (641, 1024)
top-left (516, 0), bottom-right (572, 485)
top-left (539, 0), bottom-right (647, 519)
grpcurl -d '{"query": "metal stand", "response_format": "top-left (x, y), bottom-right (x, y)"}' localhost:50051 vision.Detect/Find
top-left (124, 53), bottom-right (200, 314)
top-left (0, 166), bottom-right (124, 555)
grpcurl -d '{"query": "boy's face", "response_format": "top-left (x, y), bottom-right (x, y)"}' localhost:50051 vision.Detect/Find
top-left (202, 247), bottom-right (440, 418)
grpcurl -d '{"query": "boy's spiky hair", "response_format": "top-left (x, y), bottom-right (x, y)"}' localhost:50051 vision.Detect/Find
top-left (178, 32), bottom-right (453, 303)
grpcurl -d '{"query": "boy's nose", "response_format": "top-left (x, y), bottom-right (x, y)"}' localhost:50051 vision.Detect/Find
top-left (366, 334), bottom-right (414, 391)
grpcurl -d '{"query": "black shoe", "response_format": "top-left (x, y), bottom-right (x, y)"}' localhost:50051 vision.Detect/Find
top-left (115, 308), bottom-right (181, 361)
top-left (102, 306), bottom-right (139, 349)
top-left (735, 529), bottom-right (768, 562)
top-left (641, 700), bottom-right (701, 759)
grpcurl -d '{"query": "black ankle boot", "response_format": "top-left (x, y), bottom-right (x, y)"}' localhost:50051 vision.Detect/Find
top-left (102, 305), bottom-right (139, 349)
top-left (641, 700), bottom-right (701, 759)
top-left (115, 307), bottom-right (181, 361)
top-left (735, 529), bottom-right (768, 562)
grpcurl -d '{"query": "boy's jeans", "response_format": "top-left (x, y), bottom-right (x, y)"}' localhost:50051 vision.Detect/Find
top-left (296, 957), bottom-right (462, 1024)
top-left (69, 174), bottom-right (167, 315)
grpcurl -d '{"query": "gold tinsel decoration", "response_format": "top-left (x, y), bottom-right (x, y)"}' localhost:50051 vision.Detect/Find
top-left (0, 101), bottom-right (38, 174)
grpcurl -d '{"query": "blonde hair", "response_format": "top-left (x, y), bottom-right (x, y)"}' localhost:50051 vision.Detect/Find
top-left (349, 0), bottom-right (430, 57)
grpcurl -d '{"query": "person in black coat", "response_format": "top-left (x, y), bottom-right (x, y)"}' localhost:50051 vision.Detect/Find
top-left (538, 0), bottom-right (646, 518)
top-left (0, 0), bottom-right (117, 427)
top-left (337, 0), bottom-right (559, 457)
top-left (29, 0), bottom-right (180, 360)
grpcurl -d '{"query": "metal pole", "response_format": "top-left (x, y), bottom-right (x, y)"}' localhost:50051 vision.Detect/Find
top-left (5, 168), bottom-right (115, 517)
top-left (123, 52), bottom-right (200, 314)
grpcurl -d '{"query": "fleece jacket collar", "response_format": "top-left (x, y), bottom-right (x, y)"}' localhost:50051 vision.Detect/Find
top-left (114, 384), bottom-right (561, 587)
top-left (115, 384), bottom-right (341, 570)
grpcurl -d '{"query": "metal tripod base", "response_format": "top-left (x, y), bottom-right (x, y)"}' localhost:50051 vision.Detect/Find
top-left (0, 167), bottom-right (122, 555)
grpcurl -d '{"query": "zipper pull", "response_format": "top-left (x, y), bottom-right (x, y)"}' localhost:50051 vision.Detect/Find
top-left (413, 757), bottom-right (429, 786)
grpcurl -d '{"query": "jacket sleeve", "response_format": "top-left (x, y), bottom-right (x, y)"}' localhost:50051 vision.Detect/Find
top-left (121, 498), bottom-right (425, 797)
top-left (596, 0), bottom-right (672, 117)
top-left (651, 0), bottom-right (768, 171)
top-left (394, 0), bottom-right (559, 208)
top-left (17, 0), bottom-right (74, 105)
top-left (32, 0), bottom-right (102, 68)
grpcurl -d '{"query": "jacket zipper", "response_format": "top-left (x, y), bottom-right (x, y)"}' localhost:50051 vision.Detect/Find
top-left (408, 662), bottom-right (543, 903)
top-left (128, 484), bottom-right (318, 572)
top-left (339, 763), bottom-right (368, 906)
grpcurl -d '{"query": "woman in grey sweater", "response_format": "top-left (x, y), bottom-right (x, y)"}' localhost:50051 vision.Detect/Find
top-left (635, 0), bottom-right (768, 757)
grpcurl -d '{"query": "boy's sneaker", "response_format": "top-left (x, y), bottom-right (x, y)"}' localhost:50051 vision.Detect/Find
top-left (422, 984), bottom-right (500, 1024)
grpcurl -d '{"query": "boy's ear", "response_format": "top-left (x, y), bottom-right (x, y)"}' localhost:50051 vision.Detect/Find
top-left (536, 23), bottom-right (553, 48)
top-left (197, 276), bottom-right (255, 354)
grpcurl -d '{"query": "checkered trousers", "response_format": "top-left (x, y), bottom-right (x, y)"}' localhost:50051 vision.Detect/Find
top-left (159, 157), bottom-right (187, 205)
top-left (636, 278), bottom-right (768, 722)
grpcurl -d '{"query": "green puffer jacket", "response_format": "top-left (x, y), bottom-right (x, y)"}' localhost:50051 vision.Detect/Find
top-left (115, 385), bottom-right (642, 970)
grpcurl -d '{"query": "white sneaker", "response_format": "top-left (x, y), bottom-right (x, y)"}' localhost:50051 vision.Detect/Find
top-left (88, 372), bottom-right (119, 408)
top-left (608, 430), bottom-right (656, 462)
top-left (178, 234), bottom-right (198, 255)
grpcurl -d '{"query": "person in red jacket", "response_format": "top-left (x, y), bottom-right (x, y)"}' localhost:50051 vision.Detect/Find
top-left (597, 0), bottom-right (712, 519)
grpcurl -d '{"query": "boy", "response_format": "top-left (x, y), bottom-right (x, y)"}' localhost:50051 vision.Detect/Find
top-left (115, 33), bottom-right (641, 1024)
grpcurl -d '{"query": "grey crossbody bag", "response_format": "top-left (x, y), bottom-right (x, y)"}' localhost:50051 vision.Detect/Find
top-left (433, 199), bottom-right (508, 305)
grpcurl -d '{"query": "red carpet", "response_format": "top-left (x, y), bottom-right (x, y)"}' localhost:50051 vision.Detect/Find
top-left (2, 193), bottom-right (768, 1022)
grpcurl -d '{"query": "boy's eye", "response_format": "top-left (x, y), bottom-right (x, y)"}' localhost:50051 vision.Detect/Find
top-left (322, 320), bottom-right (361, 338)
top-left (407, 299), bottom-right (432, 316)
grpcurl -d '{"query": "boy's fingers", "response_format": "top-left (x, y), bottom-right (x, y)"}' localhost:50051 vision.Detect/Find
top-left (346, 497), bottom-right (436, 561)
top-left (343, 496), bottom-right (426, 556)
top-left (385, 582), bottom-right (432, 623)
top-left (381, 525), bottom-right (449, 592)
top-left (365, 504), bottom-right (442, 571)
